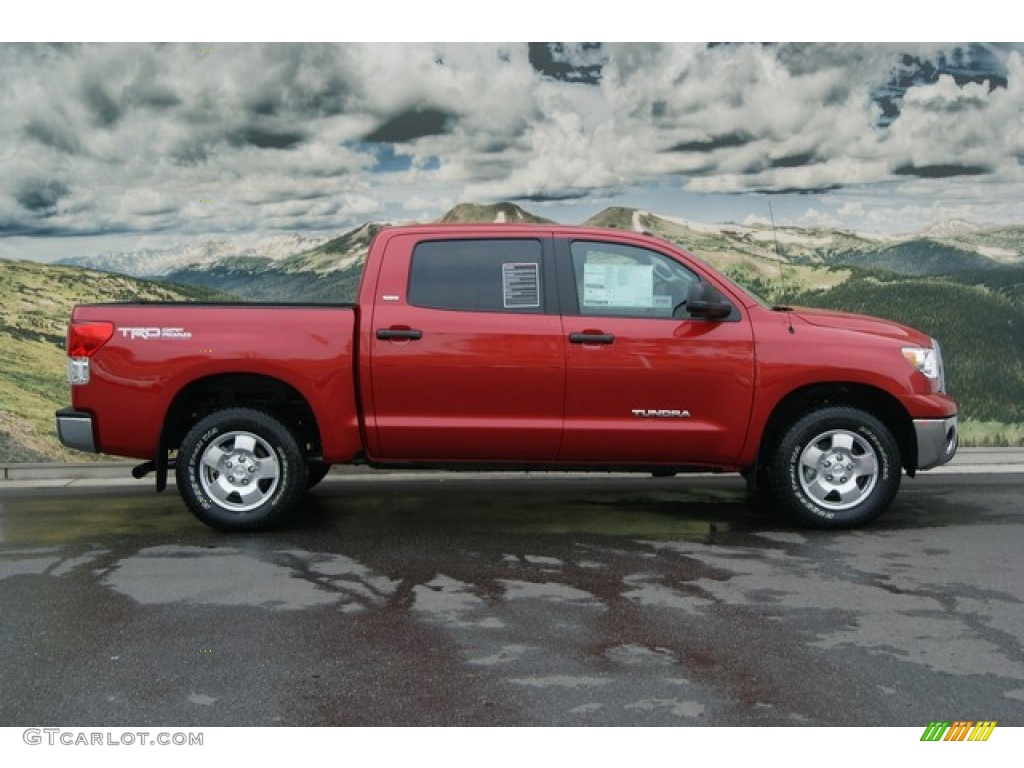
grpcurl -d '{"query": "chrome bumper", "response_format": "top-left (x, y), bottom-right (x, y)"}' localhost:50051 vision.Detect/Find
top-left (914, 416), bottom-right (958, 471)
top-left (56, 408), bottom-right (97, 453)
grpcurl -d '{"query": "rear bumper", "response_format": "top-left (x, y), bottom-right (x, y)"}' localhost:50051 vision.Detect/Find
top-left (914, 415), bottom-right (958, 471)
top-left (56, 408), bottom-right (97, 453)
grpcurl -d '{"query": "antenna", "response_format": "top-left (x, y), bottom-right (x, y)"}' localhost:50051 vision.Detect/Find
top-left (768, 201), bottom-right (786, 301)
top-left (768, 201), bottom-right (795, 333)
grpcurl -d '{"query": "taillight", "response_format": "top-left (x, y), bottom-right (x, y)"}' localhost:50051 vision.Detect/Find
top-left (66, 321), bottom-right (114, 386)
top-left (67, 321), bottom-right (114, 357)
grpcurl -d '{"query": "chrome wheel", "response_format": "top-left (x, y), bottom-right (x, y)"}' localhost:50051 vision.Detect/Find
top-left (177, 408), bottom-right (306, 531)
top-left (769, 406), bottom-right (900, 528)
top-left (797, 429), bottom-right (879, 511)
top-left (199, 430), bottom-right (281, 512)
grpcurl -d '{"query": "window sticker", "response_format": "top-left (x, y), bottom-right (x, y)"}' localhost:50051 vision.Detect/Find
top-left (502, 262), bottom-right (541, 308)
top-left (582, 263), bottom-right (654, 308)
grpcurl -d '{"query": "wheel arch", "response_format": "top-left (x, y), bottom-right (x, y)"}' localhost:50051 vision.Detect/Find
top-left (163, 373), bottom-right (323, 459)
top-left (757, 383), bottom-right (916, 477)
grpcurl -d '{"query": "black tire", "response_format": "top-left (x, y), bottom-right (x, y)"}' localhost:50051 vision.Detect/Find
top-left (768, 406), bottom-right (900, 529)
top-left (176, 408), bottom-right (307, 532)
top-left (306, 461), bottom-right (332, 489)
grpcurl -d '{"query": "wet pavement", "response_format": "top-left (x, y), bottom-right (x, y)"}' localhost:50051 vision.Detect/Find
top-left (1, 472), bottom-right (1023, 726)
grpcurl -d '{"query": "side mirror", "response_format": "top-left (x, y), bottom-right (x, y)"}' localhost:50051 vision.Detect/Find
top-left (686, 282), bottom-right (733, 320)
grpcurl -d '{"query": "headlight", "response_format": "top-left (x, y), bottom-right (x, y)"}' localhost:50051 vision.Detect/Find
top-left (902, 340), bottom-right (946, 393)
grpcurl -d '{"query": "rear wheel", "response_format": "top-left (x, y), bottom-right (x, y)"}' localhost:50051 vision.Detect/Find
top-left (769, 406), bottom-right (900, 528)
top-left (176, 408), bottom-right (307, 531)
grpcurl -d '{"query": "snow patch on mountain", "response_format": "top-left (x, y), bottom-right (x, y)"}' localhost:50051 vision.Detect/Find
top-left (977, 245), bottom-right (1020, 262)
top-left (915, 219), bottom-right (986, 238)
top-left (59, 233), bottom-right (329, 277)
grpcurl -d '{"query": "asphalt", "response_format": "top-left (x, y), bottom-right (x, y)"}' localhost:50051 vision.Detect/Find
top-left (2, 467), bottom-right (1024, 727)
top-left (1, 448), bottom-right (1022, 487)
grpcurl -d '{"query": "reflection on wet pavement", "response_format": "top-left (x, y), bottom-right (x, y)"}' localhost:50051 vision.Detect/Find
top-left (1, 475), bottom-right (1023, 725)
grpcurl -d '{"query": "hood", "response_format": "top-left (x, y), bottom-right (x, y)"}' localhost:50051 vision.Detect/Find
top-left (790, 307), bottom-right (926, 343)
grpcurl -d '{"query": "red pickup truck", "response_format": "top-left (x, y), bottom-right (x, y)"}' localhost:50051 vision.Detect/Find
top-left (56, 224), bottom-right (958, 531)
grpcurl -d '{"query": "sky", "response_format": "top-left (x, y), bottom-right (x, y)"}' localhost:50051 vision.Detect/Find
top-left (2, 35), bottom-right (1023, 262)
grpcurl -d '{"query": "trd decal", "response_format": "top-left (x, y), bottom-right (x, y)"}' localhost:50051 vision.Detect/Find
top-left (118, 327), bottom-right (193, 340)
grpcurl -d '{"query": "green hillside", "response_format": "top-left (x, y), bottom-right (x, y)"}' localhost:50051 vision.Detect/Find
top-left (0, 259), bottom-right (231, 462)
top-left (790, 274), bottom-right (1024, 431)
top-left (827, 240), bottom-right (1001, 276)
top-left (952, 264), bottom-right (1024, 311)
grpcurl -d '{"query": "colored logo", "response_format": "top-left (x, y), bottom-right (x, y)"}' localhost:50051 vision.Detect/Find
top-left (920, 721), bottom-right (997, 742)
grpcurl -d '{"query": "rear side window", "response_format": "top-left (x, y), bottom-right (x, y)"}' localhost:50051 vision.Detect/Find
top-left (408, 239), bottom-right (544, 313)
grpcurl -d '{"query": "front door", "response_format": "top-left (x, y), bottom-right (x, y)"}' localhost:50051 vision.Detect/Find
top-left (558, 238), bottom-right (755, 466)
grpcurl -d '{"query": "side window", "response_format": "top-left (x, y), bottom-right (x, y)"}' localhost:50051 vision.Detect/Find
top-left (408, 239), bottom-right (544, 313)
top-left (571, 241), bottom-right (698, 318)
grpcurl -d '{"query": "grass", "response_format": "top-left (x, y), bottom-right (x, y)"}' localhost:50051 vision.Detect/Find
top-left (958, 419), bottom-right (1024, 447)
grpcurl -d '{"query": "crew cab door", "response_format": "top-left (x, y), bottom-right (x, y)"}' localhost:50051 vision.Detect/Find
top-left (557, 237), bottom-right (755, 465)
top-left (366, 233), bottom-right (564, 461)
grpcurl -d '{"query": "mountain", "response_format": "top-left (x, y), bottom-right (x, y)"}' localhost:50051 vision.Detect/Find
top-left (163, 205), bottom-right (556, 303)
top-left (584, 208), bottom-right (873, 299)
top-left (57, 233), bottom-right (329, 277)
top-left (163, 223), bottom-right (382, 304)
top-left (583, 208), bottom-right (1024, 300)
top-left (281, 222), bottom-right (384, 274)
top-left (826, 241), bottom-right (1003, 277)
top-left (60, 204), bottom-right (550, 283)
top-left (58, 204), bottom-right (1024, 302)
top-left (0, 259), bottom-right (231, 462)
top-left (439, 201), bottom-right (556, 224)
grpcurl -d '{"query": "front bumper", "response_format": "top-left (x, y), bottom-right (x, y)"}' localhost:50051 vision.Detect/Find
top-left (914, 415), bottom-right (958, 471)
top-left (56, 408), bottom-right (97, 453)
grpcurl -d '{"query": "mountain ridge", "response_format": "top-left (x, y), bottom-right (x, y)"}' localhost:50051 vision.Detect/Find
top-left (57, 202), bottom-right (1024, 282)
top-left (56, 232), bottom-right (330, 277)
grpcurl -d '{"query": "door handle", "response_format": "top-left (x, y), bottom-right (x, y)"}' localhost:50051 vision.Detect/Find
top-left (376, 328), bottom-right (423, 341)
top-left (569, 332), bottom-right (614, 345)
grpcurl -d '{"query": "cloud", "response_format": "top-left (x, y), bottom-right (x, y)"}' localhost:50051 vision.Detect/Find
top-left (883, 55), bottom-right (1024, 178)
top-left (1, 41), bottom-right (1023, 251)
top-left (15, 180), bottom-right (70, 214)
top-left (892, 163), bottom-right (992, 179)
top-left (229, 127), bottom-right (307, 150)
top-left (362, 107), bottom-right (456, 142)
top-left (529, 42), bottom-right (605, 84)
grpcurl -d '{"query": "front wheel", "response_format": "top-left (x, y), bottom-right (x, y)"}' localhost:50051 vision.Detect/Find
top-left (769, 407), bottom-right (901, 528)
top-left (176, 408), bottom-right (307, 531)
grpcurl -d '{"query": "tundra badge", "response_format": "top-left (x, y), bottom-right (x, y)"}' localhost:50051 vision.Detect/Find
top-left (631, 409), bottom-right (691, 418)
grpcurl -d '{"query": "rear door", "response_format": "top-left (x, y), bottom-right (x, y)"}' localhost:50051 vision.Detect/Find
top-left (557, 237), bottom-right (755, 466)
top-left (366, 233), bottom-right (565, 461)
